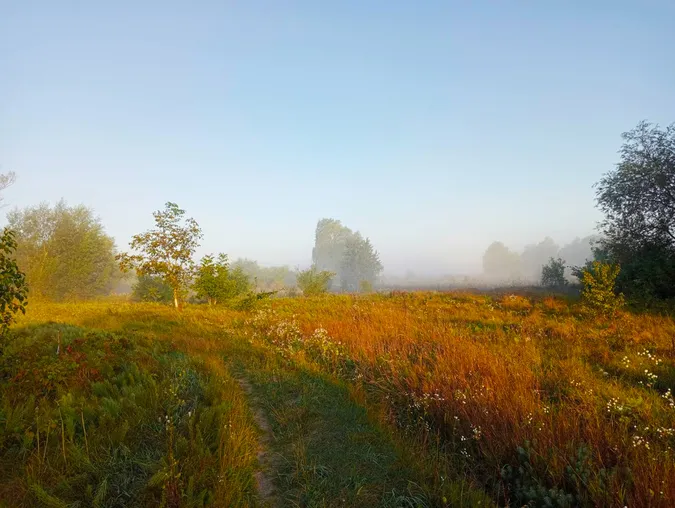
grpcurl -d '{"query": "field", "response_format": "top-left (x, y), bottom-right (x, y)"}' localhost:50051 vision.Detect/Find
top-left (1, 292), bottom-right (674, 507)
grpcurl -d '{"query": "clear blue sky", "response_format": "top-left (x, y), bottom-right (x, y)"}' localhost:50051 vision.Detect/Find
top-left (2, 1), bottom-right (674, 275)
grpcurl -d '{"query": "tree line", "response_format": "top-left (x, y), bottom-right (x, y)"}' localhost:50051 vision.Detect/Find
top-left (2, 119), bottom-right (674, 308)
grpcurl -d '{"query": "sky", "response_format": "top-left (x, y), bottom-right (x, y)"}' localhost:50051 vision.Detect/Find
top-left (2, 1), bottom-right (674, 275)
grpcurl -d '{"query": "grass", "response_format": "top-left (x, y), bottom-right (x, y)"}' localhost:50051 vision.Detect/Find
top-left (2, 292), bottom-right (674, 507)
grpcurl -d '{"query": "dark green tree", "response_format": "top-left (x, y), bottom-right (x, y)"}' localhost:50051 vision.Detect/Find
top-left (117, 202), bottom-right (202, 310)
top-left (0, 228), bottom-right (28, 335)
top-left (595, 121), bottom-right (675, 300)
top-left (541, 257), bottom-right (567, 288)
top-left (132, 275), bottom-right (173, 303)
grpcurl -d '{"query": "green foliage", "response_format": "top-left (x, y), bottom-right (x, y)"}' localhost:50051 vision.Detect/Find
top-left (0, 228), bottom-right (28, 336)
top-left (131, 275), bottom-right (173, 303)
top-left (312, 218), bottom-right (383, 292)
top-left (117, 203), bottom-right (202, 310)
top-left (595, 121), bottom-right (675, 301)
top-left (541, 257), bottom-right (567, 288)
top-left (7, 201), bottom-right (118, 300)
top-left (296, 266), bottom-right (334, 296)
top-left (0, 323), bottom-right (255, 506)
top-left (580, 261), bottom-right (625, 315)
top-left (193, 254), bottom-right (251, 305)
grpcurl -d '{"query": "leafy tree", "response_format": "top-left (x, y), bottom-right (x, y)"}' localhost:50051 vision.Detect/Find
top-left (0, 228), bottom-right (28, 336)
top-left (482, 241), bottom-right (522, 281)
top-left (340, 233), bottom-right (383, 292)
top-left (132, 275), bottom-right (173, 303)
top-left (541, 257), bottom-right (567, 288)
top-left (8, 201), bottom-right (118, 300)
top-left (194, 254), bottom-right (251, 305)
top-left (117, 202), bottom-right (202, 310)
top-left (521, 237), bottom-right (560, 281)
top-left (558, 236), bottom-right (598, 281)
top-left (594, 121), bottom-right (675, 300)
top-left (312, 219), bottom-right (354, 289)
top-left (296, 266), bottom-right (334, 296)
top-left (579, 261), bottom-right (625, 316)
top-left (0, 171), bottom-right (16, 207)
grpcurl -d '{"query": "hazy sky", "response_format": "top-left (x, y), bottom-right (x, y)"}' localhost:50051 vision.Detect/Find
top-left (2, 1), bottom-right (674, 274)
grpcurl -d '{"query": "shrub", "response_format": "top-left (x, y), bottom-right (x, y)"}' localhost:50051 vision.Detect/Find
top-left (296, 267), bottom-right (334, 296)
top-left (580, 261), bottom-right (625, 315)
top-left (541, 257), bottom-right (567, 288)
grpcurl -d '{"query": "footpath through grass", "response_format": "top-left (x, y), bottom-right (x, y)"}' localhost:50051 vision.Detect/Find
top-left (2, 300), bottom-right (487, 507)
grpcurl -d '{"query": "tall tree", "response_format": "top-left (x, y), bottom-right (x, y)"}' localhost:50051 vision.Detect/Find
top-left (8, 201), bottom-right (118, 300)
top-left (339, 233), bottom-right (383, 292)
top-left (117, 202), bottom-right (202, 310)
top-left (595, 121), bottom-right (675, 299)
top-left (482, 241), bottom-right (521, 281)
top-left (312, 219), bottom-right (353, 288)
top-left (520, 237), bottom-right (560, 281)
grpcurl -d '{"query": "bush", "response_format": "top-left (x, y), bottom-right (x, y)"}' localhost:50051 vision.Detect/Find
top-left (579, 261), bottom-right (625, 315)
top-left (132, 275), bottom-right (173, 303)
top-left (296, 267), bottom-right (334, 296)
top-left (0, 228), bottom-right (28, 336)
top-left (541, 257), bottom-right (567, 288)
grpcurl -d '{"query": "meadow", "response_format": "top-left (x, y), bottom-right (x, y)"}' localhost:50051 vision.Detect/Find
top-left (1, 292), bottom-right (674, 507)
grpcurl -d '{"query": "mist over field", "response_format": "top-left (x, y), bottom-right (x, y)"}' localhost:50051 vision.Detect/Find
top-left (2, 3), bottom-right (675, 507)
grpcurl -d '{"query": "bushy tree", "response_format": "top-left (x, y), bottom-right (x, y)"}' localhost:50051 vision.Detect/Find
top-left (230, 258), bottom-right (295, 291)
top-left (594, 121), bottom-right (675, 300)
top-left (482, 241), bottom-right (521, 281)
top-left (117, 202), bottom-right (202, 310)
top-left (340, 233), bottom-right (383, 292)
top-left (541, 257), bottom-right (567, 288)
top-left (579, 261), bottom-right (624, 315)
top-left (132, 275), bottom-right (173, 303)
top-left (311, 218), bottom-right (383, 291)
top-left (296, 267), bottom-right (334, 296)
top-left (521, 237), bottom-right (560, 281)
top-left (0, 228), bottom-right (28, 336)
top-left (8, 201), bottom-right (118, 300)
top-left (194, 254), bottom-right (251, 305)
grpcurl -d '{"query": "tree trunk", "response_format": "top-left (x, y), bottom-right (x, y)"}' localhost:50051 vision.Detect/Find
top-left (173, 288), bottom-right (180, 310)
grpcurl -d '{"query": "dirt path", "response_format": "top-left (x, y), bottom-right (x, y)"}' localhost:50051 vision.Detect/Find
top-left (236, 376), bottom-right (278, 508)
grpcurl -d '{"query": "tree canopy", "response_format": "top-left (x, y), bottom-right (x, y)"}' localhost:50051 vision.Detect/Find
top-left (7, 201), bottom-right (118, 300)
top-left (311, 218), bottom-right (382, 292)
top-left (117, 202), bottom-right (202, 309)
top-left (594, 121), bottom-right (675, 299)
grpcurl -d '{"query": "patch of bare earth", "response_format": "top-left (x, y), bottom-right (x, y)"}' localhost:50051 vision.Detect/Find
top-left (237, 377), bottom-right (279, 507)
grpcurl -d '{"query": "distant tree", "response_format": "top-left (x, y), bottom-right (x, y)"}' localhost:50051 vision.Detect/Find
top-left (8, 201), bottom-right (118, 300)
top-left (579, 261), bottom-right (624, 315)
top-left (194, 253), bottom-right (251, 305)
top-left (521, 237), bottom-right (560, 281)
top-left (230, 258), bottom-right (295, 292)
top-left (541, 257), bottom-right (567, 288)
top-left (296, 266), bottom-right (334, 296)
top-left (558, 236), bottom-right (598, 281)
top-left (482, 241), bottom-right (521, 281)
top-left (0, 228), bottom-right (28, 336)
top-left (117, 202), bottom-right (202, 310)
top-left (594, 121), bottom-right (675, 299)
top-left (340, 233), bottom-right (383, 292)
top-left (312, 219), bottom-right (353, 288)
top-left (132, 275), bottom-right (173, 303)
